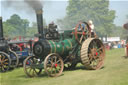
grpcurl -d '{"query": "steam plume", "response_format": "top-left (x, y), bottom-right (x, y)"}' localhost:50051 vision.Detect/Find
top-left (3, 0), bottom-right (43, 12)
top-left (24, 0), bottom-right (43, 10)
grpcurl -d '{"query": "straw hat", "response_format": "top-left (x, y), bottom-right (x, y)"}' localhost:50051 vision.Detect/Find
top-left (88, 20), bottom-right (93, 25)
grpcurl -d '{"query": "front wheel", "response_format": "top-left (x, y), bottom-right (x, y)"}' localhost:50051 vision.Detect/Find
top-left (0, 51), bottom-right (11, 72)
top-left (23, 56), bottom-right (42, 77)
top-left (44, 53), bottom-right (64, 77)
top-left (8, 50), bottom-right (19, 68)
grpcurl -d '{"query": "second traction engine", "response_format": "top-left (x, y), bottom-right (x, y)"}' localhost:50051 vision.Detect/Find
top-left (0, 17), bottom-right (19, 72)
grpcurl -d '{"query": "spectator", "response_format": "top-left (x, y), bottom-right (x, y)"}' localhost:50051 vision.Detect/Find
top-left (88, 20), bottom-right (96, 37)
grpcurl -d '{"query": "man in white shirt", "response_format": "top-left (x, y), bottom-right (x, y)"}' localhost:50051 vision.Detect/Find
top-left (88, 20), bottom-right (96, 37)
top-left (88, 20), bottom-right (94, 32)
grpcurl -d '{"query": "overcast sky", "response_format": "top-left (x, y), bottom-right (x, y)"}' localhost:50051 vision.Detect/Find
top-left (0, 0), bottom-right (128, 26)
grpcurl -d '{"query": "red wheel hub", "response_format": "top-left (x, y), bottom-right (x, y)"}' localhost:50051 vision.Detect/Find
top-left (55, 64), bottom-right (58, 68)
top-left (83, 32), bottom-right (85, 35)
top-left (26, 62), bottom-right (29, 64)
top-left (96, 52), bottom-right (98, 56)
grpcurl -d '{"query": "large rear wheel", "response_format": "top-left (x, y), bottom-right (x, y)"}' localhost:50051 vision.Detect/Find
top-left (81, 38), bottom-right (105, 70)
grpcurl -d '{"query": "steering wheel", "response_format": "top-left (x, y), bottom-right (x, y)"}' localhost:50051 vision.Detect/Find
top-left (74, 22), bottom-right (91, 44)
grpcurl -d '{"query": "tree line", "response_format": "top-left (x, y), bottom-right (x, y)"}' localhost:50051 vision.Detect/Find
top-left (3, 14), bottom-right (46, 38)
top-left (57, 0), bottom-right (128, 39)
top-left (3, 0), bottom-right (128, 39)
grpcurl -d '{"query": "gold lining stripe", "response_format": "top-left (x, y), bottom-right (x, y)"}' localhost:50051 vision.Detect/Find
top-left (67, 39), bottom-right (72, 50)
top-left (51, 41), bottom-right (56, 53)
top-left (61, 46), bottom-right (64, 54)
top-left (47, 40), bottom-right (52, 53)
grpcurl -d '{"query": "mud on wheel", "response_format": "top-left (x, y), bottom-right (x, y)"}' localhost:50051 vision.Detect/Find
top-left (44, 53), bottom-right (64, 77)
top-left (81, 38), bottom-right (105, 70)
top-left (23, 56), bottom-right (42, 77)
top-left (0, 51), bottom-right (11, 72)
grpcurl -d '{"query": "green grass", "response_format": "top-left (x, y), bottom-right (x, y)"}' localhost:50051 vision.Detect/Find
top-left (0, 48), bottom-right (128, 85)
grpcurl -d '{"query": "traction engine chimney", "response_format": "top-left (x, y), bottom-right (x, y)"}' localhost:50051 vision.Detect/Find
top-left (0, 17), bottom-right (4, 40)
top-left (36, 9), bottom-right (44, 39)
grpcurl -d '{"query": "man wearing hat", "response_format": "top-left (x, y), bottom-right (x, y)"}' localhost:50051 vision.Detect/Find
top-left (88, 20), bottom-right (96, 37)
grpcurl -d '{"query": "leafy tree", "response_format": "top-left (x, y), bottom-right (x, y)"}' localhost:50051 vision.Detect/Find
top-left (3, 22), bottom-right (16, 37)
top-left (22, 19), bottom-right (29, 36)
top-left (3, 14), bottom-right (47, 38)
top-left (26, 22), bottom-right (38, 37)
top-left (5, 14), bottom-right (30, 37)
top-left (121, 14), bottom-right (128, 39)
top-left (58, 0), bottom-right (116, 36)
top-left (26, 19), bottom-right (47, 37)
top-left (110, 14), bottom-right (128, 39)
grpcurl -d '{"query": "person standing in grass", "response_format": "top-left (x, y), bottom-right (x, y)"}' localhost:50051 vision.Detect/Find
top-left (123, 22), bottom-right (128, 56)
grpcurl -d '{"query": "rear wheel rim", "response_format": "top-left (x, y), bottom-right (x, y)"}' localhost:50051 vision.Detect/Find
top-left (81, 38), bottom-right (105, 70)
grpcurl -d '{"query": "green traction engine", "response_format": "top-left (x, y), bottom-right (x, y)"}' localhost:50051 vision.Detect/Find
top-left (23, 10), bottom-right (105, 77)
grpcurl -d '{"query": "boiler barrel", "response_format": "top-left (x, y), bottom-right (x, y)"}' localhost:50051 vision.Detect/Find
top-left (33, 39), bottom-right (75, 58)
top-left (48, 39), bottom-right (73, 55)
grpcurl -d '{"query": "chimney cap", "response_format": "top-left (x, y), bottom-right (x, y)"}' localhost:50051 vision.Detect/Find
top-left (35, 9), bottom-right (43, 14)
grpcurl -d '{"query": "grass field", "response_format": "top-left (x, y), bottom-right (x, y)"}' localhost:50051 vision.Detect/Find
top-left (0, 48), bottom-right (128, 85)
